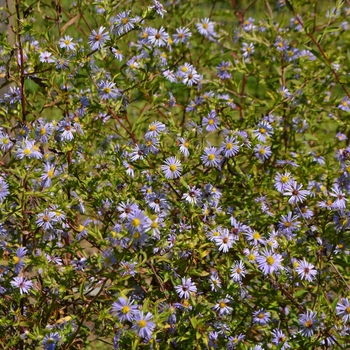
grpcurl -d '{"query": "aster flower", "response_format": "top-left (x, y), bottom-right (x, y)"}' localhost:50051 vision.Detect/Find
top-left (132, 311), bottom-right (156, 339)
top-left (336, 298), bottom-right (350, 323)
top-left (161, 156), bottom-right (182, 179)
top-left (329, 184), bottom-right (347, 209)
top-left (271, 329), bottom-right (290, 349)
top-left (13, 247), bottom-right (27, 274)
top-left (245, 229), bottom-right (265, 245)
top-left (111, 296), bottom-right (139, 322)
top-left (339, 97), bottom-right (350, 112)
top-left (196, 18), bottom-right (216, 37)
top-left (88, 26), bottom-right (110, 50)
top-left (145, 121), bottom-right (166, 139)
top-left (175, 277), bottom-right (197, 299)
top-left (178, 137), bottom-right (190, 157)
top-left (36, 210), bottom-right (56, 230)
top-left (299, 310), bottom-right (318, 337)
top-left (125, 209), bottom-right (149, 234)
top-left (0, 177), bottom-right (10, 202)
top-left (39, 51), bottom-right (55, 63)
top-left (42, 332), bottom-right (61, 350)
top-left (98, 80), bottom-right (120, 100)
top-left (256, 248), bottom-right (283, 275)
top-left (58, 35), bottom-right (76, 50)
top-left (209, 273), bottom-right (221, 291)
top-left (213, 228), bottom-right (235, 253)
top-left (0, 131), bottom-right (13, 152)
top-left (230, 261), bottom-right (246, 282)
top-left (201, 146), bottom-right (221, 167)
top-left (202, 110), bottom-right (219, 132)
top-left (182, 186), bottom-right (202, 206)
top-left (216, 61), bottom-right (231, 80)
top-left (150, 0), bottom-right (167, 17)
top-left (173, 27), bottom-right (191, 44)
top-left (283, 181), bottom-right (309, 204)
top-left (253, 309), bottom-right (270, 325)
top-left (213, 297), bottom-right (233, 316)
top-left (10, 276), bottom-right (33, 294)
top-left (274, 172), bottom-right (294, 193)
top-left (294, 259), bottom-right (317, 282)
top-left (117, 200), bottom-right (139, 220)
top-left (241, 42), bottom-right (255, 58)
top-left (112, 11), bottom-right (136, 35)
top-left (254, 144), bottom-right (272, 162)
top-left (253, 121), bottom-right (273, 142)
top-left (148, 27), bottom-right (169, 47)
top-left (15, 139), bottom-right (42, 159)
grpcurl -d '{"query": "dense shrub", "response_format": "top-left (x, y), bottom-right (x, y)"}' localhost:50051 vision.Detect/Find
top-left (1, 0), bottom-right (350, 348)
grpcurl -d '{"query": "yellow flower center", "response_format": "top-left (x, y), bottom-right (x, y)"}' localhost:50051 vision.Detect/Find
top-left (132, 218), bottom-right (141, 227)
top-left (169, 164), bottom-right (177, 172)
top-left (226, 143), bottom-right (233, 150)
top-left (40, 127), bottom-right (46, 135)
top-left (253, 232), bottom-right (261, 240)
top-left (122, 18), bottom-right (129, 24)
top-left (13, 256), bottom-right (20, 264)
top-left (151, 221), bottom-right (158, 228)
top-left (149, 125), bottom-right (156, 131)
top-left (208, 119), bottom-right (215, 125)
top-left (121, 305), bottom-right (130, 314)
top-left (47, 169), bottom-right (55, 178)
top-left (208, 154), bottom-right (215, 161)
top-left (138, 320), bottom-right (147, 328)
top-left (219, 302), bottom-right (226, 308)
top-left (304, 320), bottom-right (313, 328)
top-left (23, 148), bottom-right (31, 155)
top-left (266, 256), bottom-right (275, 265)
top-left (203, 23), bottom-right (208, 29)
top-left (103, 87), bottom-right (111, 93)
top-left (260, 128), bottom-right (266, 134)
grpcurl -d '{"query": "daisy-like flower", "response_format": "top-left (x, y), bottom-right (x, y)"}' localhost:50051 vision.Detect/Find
top-left (125, 209), bottom-right (149, 234)
top-left (283, 181), bottom-right (309, 204)
top-left (98, 80), bottom-right (120, 100)
top-left (132, 311), bottom-right (156, 339)
top-left (254, 144), bottom-right (272, 162)
top-left (173, 27), bottom-right (191, 44)
top-left (201, 146), bottom-right (221, 167)
top-left (148, 27), bottom-right (169, 47)
top-left (15, 139), bottom-right (42, 159)
top-left (279, 86), bottom-right (291, 98)
top-left (0, 131), bottom-right (13, 152)
top-left (196, 18), bottom-right (215, 37)
top-left (181, 66), bottom-right (201, 86)
top-left (58, 35), bottom-right (76, 50)
top-left (253, 309), bottom-right (271, 325)
top-left (112, 10), bottom-right (136, 35)
top-left (111, 296), bottom-right (139, 322)
top-left (202, 110), bottom-right (219, 132)
top-left (253, 121), bottom-right (273, 142)
top-left (10, 276), bottom-right (33, 295)
top-left (274, 172), bottom-right (294, 193)
top-left (230, 261), bottom-right (246, 282)
top-left (299, 310), bottom-right (318, 337)
top-left (0, 177), bottom-right (10, 202)
top-left (245, 229), bottom-right (265, 245)
top-left (241, 42), bottom-right (255, 58)
top-left (111, 48), bottom-right (123, 61)
top-left (178, 137), bottom-right (190, 157)
top-left (42, 332), bottom-right (61, 350)
top-left (256, 248), bottom-right (283, 275)
top-left (182, 186), bottom-right (202, 205)
top-left (336, 298), bottom-right (350, 323)
top-left (41, 163), bottom-right (56, 188)
top-left (36, 210), bottom-right (56, 231)
top-left (271, 329), bottom-right (289, 349)
top-left (39, 51), bottom-right (55, 63)
top-left (213, 228), bottom-right (235, 253)
top-left (88, 26), bottom-right (110, 51)
top-left (175, 277), bottom-right (197, 299)
top-left (216, 61), bottom-right (231, 80)
top-left (209, 273), bottom-right (221, 291)
top-left (161, 156), bottom-right (182, 179)
top-left (145, 121), bottom-right (166, 139)
top-left (295, 259), bottom-right (317, 282)
top-left (13, 247), bottom-right (27, 274)
top-left (220, 136), bottom-right (240, 158)
top-left (150, 0), bottom-right (167, 17)
top-left (329, 184), bottom-right (347, 209)
top-left (339, 97), bottom-right (350, 112)
top-left (213, 297), bottom-right (233, 316)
